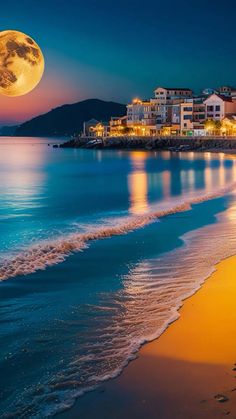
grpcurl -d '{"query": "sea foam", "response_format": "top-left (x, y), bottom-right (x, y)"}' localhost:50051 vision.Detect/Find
top-left (3, 182), bottom-right (236, 418)
top-left (0, 180), bottom-right (235, 282)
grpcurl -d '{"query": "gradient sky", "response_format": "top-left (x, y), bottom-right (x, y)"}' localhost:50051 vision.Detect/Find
top-left (0, 0), bottom-right (236, 124)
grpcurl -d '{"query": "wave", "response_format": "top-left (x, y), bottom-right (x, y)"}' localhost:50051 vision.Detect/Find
top-left (20, 198), bottom-right (236, 418)
top-left (2, 181), bottom-right (236, 418)
top-left (1, 181), bottom-right (236, 282)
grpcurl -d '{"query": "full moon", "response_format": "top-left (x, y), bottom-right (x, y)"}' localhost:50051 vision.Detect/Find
top-left (0, 30), bottom-right (44, 97)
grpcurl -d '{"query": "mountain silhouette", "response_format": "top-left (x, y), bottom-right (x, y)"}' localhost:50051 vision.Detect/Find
top-left (15, 99), bottom-right (126, 136)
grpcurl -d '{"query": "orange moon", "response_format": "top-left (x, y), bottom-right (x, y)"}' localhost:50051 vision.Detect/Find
top-left (0, 30), bottom-right (44, 97)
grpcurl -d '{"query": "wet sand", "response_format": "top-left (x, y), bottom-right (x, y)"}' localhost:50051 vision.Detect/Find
top-left (59, 256), bottom-right (236, 418)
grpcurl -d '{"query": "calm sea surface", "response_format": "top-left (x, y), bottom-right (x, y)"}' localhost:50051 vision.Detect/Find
top-left (1, 137), bottom-right (236, 417)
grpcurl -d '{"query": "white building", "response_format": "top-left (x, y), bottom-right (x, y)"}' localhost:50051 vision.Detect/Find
top-left (151, 87), bottom-right (192, 126)
top-left (127, 99), bottom-right (145, 125)
top-left (180, 100), bottom-right (193, 133)
top-left (127, 88), bottom-right (193, 129)
top-left (171, 99), bottom-right (194, 134)
top-left (204, 94), bottom-right (236, 121)
top-left (154, 87), bottom-right (193, 101)
top-left (127, 99), bottom-right (157, 135)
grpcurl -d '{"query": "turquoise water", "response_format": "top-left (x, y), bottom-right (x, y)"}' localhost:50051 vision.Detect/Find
top-left (1, 138), bottom-right (236, 418)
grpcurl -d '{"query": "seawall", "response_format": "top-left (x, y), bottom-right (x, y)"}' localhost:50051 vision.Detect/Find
top-left (60, 136), bottom-right (236, 152)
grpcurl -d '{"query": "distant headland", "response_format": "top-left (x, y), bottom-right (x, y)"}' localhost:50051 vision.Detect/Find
top-left (1, 99), bottom-right (126, 137)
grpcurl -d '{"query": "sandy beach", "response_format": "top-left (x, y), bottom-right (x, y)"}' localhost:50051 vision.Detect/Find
top-left (60, 255), bottom-right (236, 418)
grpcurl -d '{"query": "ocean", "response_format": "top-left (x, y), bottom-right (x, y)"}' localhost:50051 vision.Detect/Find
top-left (1, 137), bottom-right (236, 418)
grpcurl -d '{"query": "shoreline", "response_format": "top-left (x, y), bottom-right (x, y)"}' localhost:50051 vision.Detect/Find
top-left (60, 136), bottom-right (236, 153)
top-left (59, 255), bottom-right (236, 419)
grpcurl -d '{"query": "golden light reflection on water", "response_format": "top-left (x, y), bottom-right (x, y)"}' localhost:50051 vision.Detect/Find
top-left (161, 171), bottom-right (170, 199)
top-left (128, 152), bottom-right (149, 215)
top-left (124, 152), bottom-right (236, 367)
top-left (214, 157), bottom-right (228, 188)
top-left (204, 155), bottom-right (236, 192)
top-left (204, 166), bottom-right (213, 191)
top-left (127, 152), bottom-right (236, 215)
top-left (219, 160), bottom-right (226, 187)
top-left (126, 174), bottom-right (236, 366)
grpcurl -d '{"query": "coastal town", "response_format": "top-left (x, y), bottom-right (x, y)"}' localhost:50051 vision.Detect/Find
top-left (83, 86), bottom-right (236, 139)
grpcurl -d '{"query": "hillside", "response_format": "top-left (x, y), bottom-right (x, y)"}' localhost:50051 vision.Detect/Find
top-left (15, 99), bottom-right (126, 137)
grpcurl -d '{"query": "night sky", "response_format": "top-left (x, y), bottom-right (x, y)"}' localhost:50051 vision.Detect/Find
top-left (1, 0), bottom-right (236, 124)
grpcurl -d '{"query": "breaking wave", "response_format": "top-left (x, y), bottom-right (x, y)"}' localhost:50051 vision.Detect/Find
top-left (3, 178), bottom-right (236, 418)
top-left (1, 180), bottom-right (236, 282)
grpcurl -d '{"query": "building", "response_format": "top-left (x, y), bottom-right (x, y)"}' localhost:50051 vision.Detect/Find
top-left (193, 97), bottom-right (206, 134)
top-left (170, 99), bottom-right (194, 135)
top-left (204, 93), bottom-right (236, 121)
top-left (221, 116), bottom-right (236, 136)
top-left (142, 102), bottom-right (158, 127)
top-left (171, 102), bottom-right (181, 126)
top-left (83, 119), bottom-right (100, 137)
top-left (152, 87), bottom-right (193, 127)
top-left (109, 116), bottom-right (128, 136)
top-left (87, 83), bottom-right (236, 139)
top-left (127, 98), bottom-right (146, 125)
top-left (154, 87), bottom-right (193, 101)
top-left (89, 122), bottom-right (110, 138)
top-left (180, 100), bottom-right (193, 134)
top-left (126, 88), bottom-right (193, 134)
top-left (218, 86), bottom-right (236, 97)
top-left (127, 98), bottom-right (157, 136)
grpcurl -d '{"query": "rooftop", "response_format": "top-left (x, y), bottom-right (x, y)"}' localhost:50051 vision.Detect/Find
top-left (213, 93), bottom-right (232, 102)
top-left (155, 87), bottom-right (192, 91)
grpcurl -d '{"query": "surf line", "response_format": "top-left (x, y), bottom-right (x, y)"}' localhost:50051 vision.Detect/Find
top-left (0, 181), bottom-right (235, 282)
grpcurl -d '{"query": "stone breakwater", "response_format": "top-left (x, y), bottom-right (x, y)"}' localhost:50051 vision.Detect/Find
top-left (60, 136), bottom-right (236, 152)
